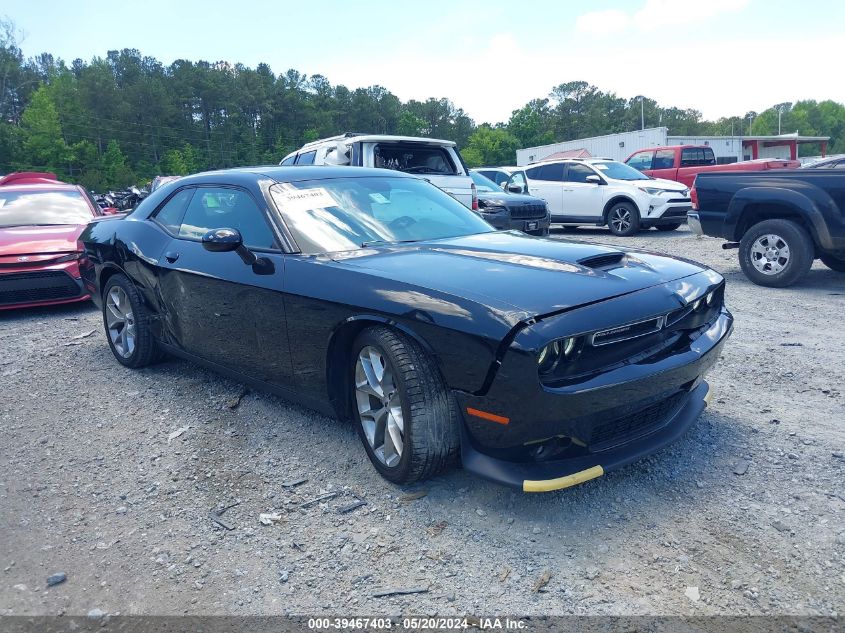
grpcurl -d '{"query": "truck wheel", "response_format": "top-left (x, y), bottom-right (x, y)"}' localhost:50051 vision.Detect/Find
top-left (739, 219), bottom-right (813, 287)
top-left (819, 253), bottom-right (845, 272)
top-left (655, 223), bottom-right (682, 232)
top-left (607, 203), bottom-right (640, 236)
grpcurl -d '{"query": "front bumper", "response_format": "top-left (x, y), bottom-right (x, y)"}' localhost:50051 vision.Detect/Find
top-left (0, 261), bottom-right (89, 310)
top-left (461, 381), bottom-right (711, 491)
top-left (641, 203), bottom-right (691, 227)
top-left (455, 303), bottom-right (732, 491)
top-left (483, 213), bottom-right (551, 235)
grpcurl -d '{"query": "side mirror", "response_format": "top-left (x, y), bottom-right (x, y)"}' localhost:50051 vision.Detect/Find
top-left (202, 228), bottom-right (243, 253)
top-left (507, 184), bottom-right (524, 194)
top-left (585, 175), bottom-right (604, 185)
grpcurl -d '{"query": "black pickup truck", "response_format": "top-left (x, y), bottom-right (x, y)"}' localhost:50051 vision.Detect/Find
top-left (688, 170), bottom-right (845, 287)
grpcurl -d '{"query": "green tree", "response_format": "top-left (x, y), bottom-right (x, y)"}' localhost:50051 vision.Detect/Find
top-left (17, 85), bottom-right (70, 175)
top-left (101, 139), bottom-right (134, 188)
top-left (462, 126), bottom-right (520, 167)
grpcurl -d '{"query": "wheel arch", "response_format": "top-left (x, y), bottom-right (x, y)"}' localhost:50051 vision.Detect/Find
top-left (602, 195), bottom-right (640, 224)
top-left (324, 315), bottom-right (437, 422)
top-left (728, 187), bottom-right (833, 249)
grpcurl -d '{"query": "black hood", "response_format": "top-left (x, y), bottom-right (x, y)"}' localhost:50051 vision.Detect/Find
top-left (332, 231), bottom-right (709, 318)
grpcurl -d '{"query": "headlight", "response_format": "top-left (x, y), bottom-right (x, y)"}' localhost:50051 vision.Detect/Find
top-left (705, 289), bottom-right (718, 306)
top-left (638, 187), bottom-right (668, 196)
top-left (538, 337), bottom-right (580, 374)
top-left (54, 252), bottom-right (83, 263)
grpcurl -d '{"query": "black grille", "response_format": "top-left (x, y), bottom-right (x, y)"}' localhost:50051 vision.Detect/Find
top-left (509, 203), bottom-right (547, 219)
top-left (589, 391), bottom-right (686, 451)
top-left (0, 271), bottom-right (80, 306)
top-left (663, 206), bottom-right (691, 217)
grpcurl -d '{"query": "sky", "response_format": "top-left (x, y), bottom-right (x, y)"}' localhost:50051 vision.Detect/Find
top-left (3, 0), bottom-right (844, 126)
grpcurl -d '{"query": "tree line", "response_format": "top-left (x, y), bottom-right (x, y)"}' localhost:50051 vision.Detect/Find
top-left (2, 19), bottom-right (843, 191)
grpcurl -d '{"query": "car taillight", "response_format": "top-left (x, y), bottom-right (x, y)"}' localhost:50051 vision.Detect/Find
top-left (471, 183), bottom-right (478, 211)
top-left (690, 185), bottom-right (698, 210)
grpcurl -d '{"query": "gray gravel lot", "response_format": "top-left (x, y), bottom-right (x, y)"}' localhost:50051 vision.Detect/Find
top-left (1, 226), bottom-right (843, 617)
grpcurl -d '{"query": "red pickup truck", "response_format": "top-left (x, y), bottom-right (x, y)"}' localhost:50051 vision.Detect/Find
top-left (624, 145), bottom-right (799, 188)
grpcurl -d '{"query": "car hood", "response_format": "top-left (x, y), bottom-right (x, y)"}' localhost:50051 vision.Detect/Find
top-left (0, 224), bottom-right (85, 256)
top-left (477, 191), bottom-right (546, 206)
top-left (637, 177), bottom-right (688, 191)
top-left (333, 231), bottom-right (707, 318)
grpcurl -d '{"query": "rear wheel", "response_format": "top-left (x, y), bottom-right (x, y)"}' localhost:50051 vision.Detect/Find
top-left (351, 326), bottom-right (459, 484)
top-left (738, 219), bottom-right (814, 287)
top-left (102, 274), bottom-right (161, 368)
top-left (607, 202), bottom-right (641, 236)
top-left (655, 222), bottom-right (682, 232)
top-left (819, 252), bottom-right (845, 272)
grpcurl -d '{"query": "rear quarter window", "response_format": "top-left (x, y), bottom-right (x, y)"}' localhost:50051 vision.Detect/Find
top-left (373, 144), bottom-right (458, 176)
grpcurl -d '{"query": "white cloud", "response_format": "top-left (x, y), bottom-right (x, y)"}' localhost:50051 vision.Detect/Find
top-left (576, 0), bottom-right (751, 35)
top-left (633, 0), bottom-right (751, 31)
top-left (575, 9), bottom-right (631, 36)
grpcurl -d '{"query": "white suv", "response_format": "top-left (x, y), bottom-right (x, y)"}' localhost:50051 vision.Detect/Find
top-left (503, 158), bottom-right (691, 236)
top-left (280, 134), bottom-right (476, 209)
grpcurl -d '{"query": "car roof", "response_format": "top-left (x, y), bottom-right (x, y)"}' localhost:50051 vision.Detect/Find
top-left (0, 183), bottom-right (81, 193)
top-left (527, 157), bottom-right (614, 166)
top-left (167, 165), bottom-right (418, 186)
top-left (299, 134), bottom-right (457, 151)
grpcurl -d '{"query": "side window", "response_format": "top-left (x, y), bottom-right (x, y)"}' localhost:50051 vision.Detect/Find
top-left (296, 151), bottom-right (316, 165)
top-left (153, 188), bottom-right (195, 233)
top-left (177, 187), bottom-right (278, 250)
top-left (280, 155), bottom-right (296, 166)
top-left (703, 148), bottom-right (716, 165)
top-left (564, 163), bottom-right (597, 183)
top-left (653, 149), bottom-right (675, 169)
top-left (681, 148), bottom-right (705, 167)
top-left (626, 152), bottom-right (653, 171)
top-left (527, 163), bottom-right (564, 181)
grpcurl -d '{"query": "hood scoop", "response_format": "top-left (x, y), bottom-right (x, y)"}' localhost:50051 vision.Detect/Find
top-left (578, 252), bottom-right (626, 269)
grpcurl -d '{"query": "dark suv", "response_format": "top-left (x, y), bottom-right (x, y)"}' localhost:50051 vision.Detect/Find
top-left (470, 171), bottom-right (550, 236)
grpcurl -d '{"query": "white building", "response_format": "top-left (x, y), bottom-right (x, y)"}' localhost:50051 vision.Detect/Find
top-left (516, 127), bottom-right (830, 166)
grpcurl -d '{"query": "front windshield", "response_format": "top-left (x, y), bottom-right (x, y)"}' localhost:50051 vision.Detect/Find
top-left (469, 171), bottom-right (502, 192)
top-left (0, 189), bottom-right (93, 227)
top-left (269, 176), bottom-right (494, 254)
top-left (591, 161), bottom-right (650, 181)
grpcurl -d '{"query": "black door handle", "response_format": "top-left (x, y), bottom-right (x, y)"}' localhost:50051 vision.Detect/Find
top-left (165, 251), bottom-right (180, 263)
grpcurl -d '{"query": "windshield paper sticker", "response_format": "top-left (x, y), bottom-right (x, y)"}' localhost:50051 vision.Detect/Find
top-left (368, 192), bottom-right (389, 204)
top-left (594, 164), bottom-right (609, 170)
top-left (275, 188), bottom-right (337, 212)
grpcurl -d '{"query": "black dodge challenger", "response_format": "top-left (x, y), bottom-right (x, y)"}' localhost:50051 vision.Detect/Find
top-left (80, 166), bottom-right (733, 491)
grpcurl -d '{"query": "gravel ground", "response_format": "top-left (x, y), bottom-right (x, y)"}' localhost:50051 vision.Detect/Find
top-left (1, 226), bottom-right (843, 618)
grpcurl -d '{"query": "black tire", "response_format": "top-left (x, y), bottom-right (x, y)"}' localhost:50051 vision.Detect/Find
top-left (738, 219), bottom-right (814, 288)
top-left (655, 222), bottom-right (683, 232)
top-left (607, 202), bottom-right (641, 236)
top-left (350, 326), bottom-right (459, 484)
top-left (819, 252), bottom-right (845, 272)
top-left (102, 273), bottom-right (162, 368)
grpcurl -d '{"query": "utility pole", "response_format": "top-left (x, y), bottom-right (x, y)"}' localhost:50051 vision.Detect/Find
top-left (777, 106), bottom-right (783, 135)
top-left (639, 96), bottom-right (645, 130)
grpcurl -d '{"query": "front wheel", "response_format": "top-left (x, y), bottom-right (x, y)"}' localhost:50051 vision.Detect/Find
top-left (738, 219), bottom-right (814, 287)
top-left (655, 222), bottom-right (682, 232)
top-left (351, 326), bottom-right (459, 484)
top-left (819, 252), bottom-right (845, 272)
top-left (607, 203), bottom-right (641, 236)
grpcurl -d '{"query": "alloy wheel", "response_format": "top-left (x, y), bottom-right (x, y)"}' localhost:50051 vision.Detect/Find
top-left (105, 286), bottom-right (136, 358)
top-left (750, 234), bottom-right (790, 275)
top-left (611, 208), bottom-right (631, 233)
top-left (354, 346), bottom-right (405, 468)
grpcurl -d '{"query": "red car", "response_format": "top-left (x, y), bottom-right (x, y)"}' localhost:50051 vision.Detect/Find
top-left (0, 172), bottom-right (114, 310)
top-left (624, 145), bottom-right (799, 188)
